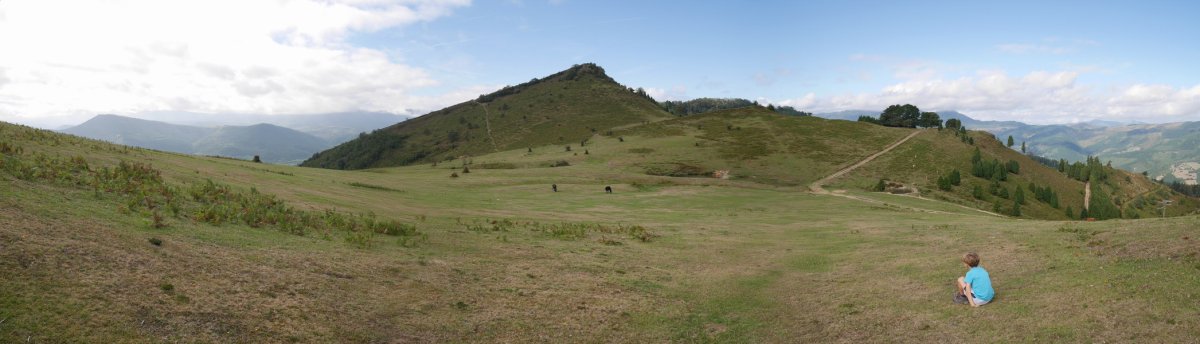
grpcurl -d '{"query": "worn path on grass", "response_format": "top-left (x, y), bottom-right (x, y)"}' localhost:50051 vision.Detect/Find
top-left (809, 130), bottom-right (921, 194)
top-left (808, 129), bottom-right (1004, 217)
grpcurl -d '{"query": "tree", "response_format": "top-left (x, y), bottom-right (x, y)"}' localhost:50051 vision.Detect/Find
top-left (874, 179), bottom-right (887, 192)
top-left (879, 104), bottom-right (922, 128)
top-left (945, 118), bottom-right (962, 130)
top-left (1011, 199), bottom-right (1022, 217)
top-left (937, 175), bottom-right (952, 191)
top-left (919, 111), bottom-right (942, 128)
top-left (1014, 187), bottom-right (1025, 205)
top-left (1065, 206), bottom-right (1074, 219)
top-left (949, 169), bottom-right (962, 186)
top-left (1007, 135), bottom-right (1015, 147)
top-left (973, 185), bottom-right (985, 199)
top-left (1021, 141), bottom-right (1027, 154)
top-left (1007, 160), bottom-right (1020, 174)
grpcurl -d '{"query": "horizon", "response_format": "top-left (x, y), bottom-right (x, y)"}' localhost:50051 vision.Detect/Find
top-left (3, 1), bottom-right (1199, 128)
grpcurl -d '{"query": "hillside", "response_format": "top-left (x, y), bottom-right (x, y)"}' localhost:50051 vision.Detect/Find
top-left (62, 115), bottom-right (333, 164)
top-left (609, 106), bottom-right (913, 186)
top-left (601, 106), bottom-right (1199, 220)
top-left (994, 121), bottom-right (1200, 184)
top-left (831, 127), bottom-right (1200, 220)
top-left (6, 117), bottom-right (1200, 342)
top-left (301, 63), bottom-right (673, 169)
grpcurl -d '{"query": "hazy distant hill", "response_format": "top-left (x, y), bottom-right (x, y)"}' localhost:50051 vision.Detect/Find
top-left (302, 63), bottom-right (673, 169)
top-left (62, 115), bottom-right (210, 153)
top-left (128, 111), bottom-right (405, 143)
top-left (62, 115), bottom-right (332, 164)
top-left (191, 124), bottom-right (331, 165)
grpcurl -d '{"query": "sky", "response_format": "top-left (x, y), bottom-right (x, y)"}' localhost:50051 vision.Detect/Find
top-left (2, 0), bottom-right (1199, 128)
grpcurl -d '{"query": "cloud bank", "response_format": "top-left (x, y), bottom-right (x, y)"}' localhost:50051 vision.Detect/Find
top-left (779, 69), bottom-right (1200, 124)
top-left (0, 0), bottom-right (471, 125)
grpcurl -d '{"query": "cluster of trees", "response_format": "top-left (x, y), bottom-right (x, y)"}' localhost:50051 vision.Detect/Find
top-left (936, 169), bottom-right (962, 191)
top-left (1027, 182), bottom-right (1061, 208)
top-left (1168, 181), bottom-right (1200, 197)
top-left (970, 148), bottom-right (1019, 181)
top-left (629, 87), bottom-right (656, 103)
top-left (1082, 182), bottom-right (1122, 220)
top-left (659, 98), bottom-right (811, 117)
top-left (1056, 156), bottom-right (1109, 182)
top-left (767, 104), bottom-right (812, 116)
top-left (857, 104), bottom-right (943, 128)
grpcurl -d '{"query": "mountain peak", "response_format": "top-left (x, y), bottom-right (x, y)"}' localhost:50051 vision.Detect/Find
top-left (302, 63), bottom-right (670, 169)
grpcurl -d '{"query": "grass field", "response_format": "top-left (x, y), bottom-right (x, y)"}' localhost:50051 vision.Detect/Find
top-left (3, 122), bottom-right (1200, 342)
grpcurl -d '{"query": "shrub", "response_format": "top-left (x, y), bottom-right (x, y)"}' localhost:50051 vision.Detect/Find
top-left (148, 238), bottom-right (163, 246)
top-left (551, 160), bottom-right (570, 167)
top-left (451, 172), bottom-right (459, 178)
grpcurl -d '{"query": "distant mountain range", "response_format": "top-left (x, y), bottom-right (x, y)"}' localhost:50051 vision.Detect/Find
top-left (817, 110), bottom-right (1199, 185)
top-left (122, 111), bottom-right (405, 144)
top-left (60, 113), bottom-right (402, 164)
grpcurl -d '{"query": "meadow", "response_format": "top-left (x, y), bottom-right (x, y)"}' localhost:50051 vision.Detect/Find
top-left (2, 122), bottom-right (1199, 342)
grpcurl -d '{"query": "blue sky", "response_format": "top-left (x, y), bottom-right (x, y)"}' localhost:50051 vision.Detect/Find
top-left (1, 0), bottom-right (1198, 126)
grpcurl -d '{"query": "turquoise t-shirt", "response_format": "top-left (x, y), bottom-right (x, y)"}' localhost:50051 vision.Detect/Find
top-left (965, 266), bottom-right (994, 302)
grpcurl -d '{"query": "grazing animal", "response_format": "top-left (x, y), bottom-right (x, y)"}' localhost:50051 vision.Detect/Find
top-left (552, 184), bottom-right (558, 192)
top-left (605, 186), bottom-right (613, 194)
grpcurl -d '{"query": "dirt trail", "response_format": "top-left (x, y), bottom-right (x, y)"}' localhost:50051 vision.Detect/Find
top-left (809, 130), bottom-right (922, 194)
top-left (477, 101), bottom-right (499, 152)
top-left (1084, 181), bottom-right (1091, 211)
top-left (807, 130), bottom-right (1004, 218)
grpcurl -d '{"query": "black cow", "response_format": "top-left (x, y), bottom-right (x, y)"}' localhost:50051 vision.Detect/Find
top-left (605, 186), bottom-right (612, 194)
top-left (552, 184), bottom-right (558, 192)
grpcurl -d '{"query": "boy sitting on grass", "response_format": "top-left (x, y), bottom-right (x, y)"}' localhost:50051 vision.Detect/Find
top-left (954, 252), bottom-right (994, 307)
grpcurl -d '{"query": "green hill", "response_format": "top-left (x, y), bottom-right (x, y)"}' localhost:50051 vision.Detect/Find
top-left (831, 128), bottom-right (1199, 220)
top-left (609, 106), bottom-right (913, 186)
top-left (300, 63), bottom-right (672, 169)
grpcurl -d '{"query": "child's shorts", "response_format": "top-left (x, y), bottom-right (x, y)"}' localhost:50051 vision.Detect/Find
top-left (972, 296), bottom-right (990, 306)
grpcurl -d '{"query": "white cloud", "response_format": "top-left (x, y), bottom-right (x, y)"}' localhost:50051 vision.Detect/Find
top-left (778, 69), bottom-right (1200, 124)
top-left (1107, 84), bottom-right (1200, 121)
top-left (644, 85), bottom-right (688, 101)
top-left (0, 0), bottom-right (472, 126)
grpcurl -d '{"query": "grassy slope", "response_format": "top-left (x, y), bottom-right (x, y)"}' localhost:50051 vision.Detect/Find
top-left (5, 120), bottom-right (1200, 342)
top-left (831, 128), bottom-right (1200, 220)
top-left (613, 106), bottom-right (913, 187)
top-left (301, 63), bottom-right (672, 169)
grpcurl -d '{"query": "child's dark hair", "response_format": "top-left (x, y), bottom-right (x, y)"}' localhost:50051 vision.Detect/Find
top-left (962, 252), bottom-right (980, 267)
